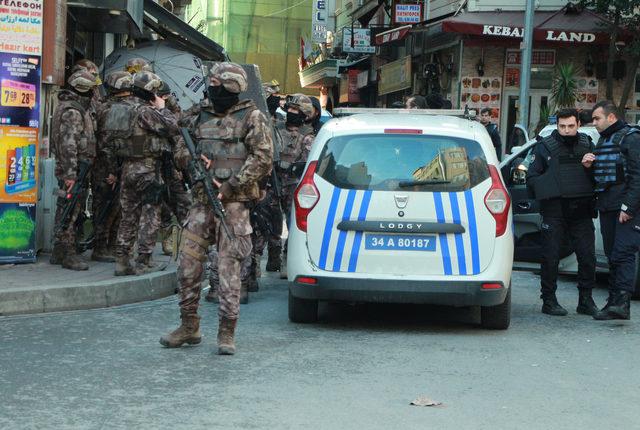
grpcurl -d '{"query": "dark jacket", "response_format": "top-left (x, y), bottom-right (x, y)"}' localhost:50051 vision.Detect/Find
top-left (485, 123), bottom-right (502, 160)
top-left (527, 130), bottom-right (595, 218)
top-left (594, 121), bottom-right (640, 223)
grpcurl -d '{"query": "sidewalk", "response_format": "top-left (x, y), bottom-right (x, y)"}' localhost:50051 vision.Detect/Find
top-left (0, 248), bottom-right (177, 316)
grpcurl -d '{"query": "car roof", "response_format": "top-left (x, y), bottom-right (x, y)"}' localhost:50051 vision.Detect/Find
top-left (323, 113), bottom-right (480, 140)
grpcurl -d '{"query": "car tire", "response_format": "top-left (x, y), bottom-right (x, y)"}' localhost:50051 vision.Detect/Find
top-left (480, 287), bottom-right (511, 330)
top-left (288, 290), bottom-right (318, 323)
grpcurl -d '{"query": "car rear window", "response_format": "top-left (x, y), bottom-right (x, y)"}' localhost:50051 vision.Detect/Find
top-left (315, 134), bottom-right (490, 192)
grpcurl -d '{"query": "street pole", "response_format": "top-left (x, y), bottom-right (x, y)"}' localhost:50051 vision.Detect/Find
top-left (518, 0), bottom-right (535, 133)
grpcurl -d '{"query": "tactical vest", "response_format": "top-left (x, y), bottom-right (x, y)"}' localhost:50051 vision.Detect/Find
top-left (51, 97), bottom-right (96, 162)
top-left (106, 103), bottom-right (164, 160)
top-left (592, 126), bottom-right (639, 192)
top-left (195, 103), bottom-right (253, 181)
top-left (542, 133), bottom-right (593, 198)
top-left (276, 121), bottom-right (309, 170)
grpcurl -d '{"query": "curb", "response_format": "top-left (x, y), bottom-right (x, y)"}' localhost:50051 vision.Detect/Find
top-left (0, 266), bottom-right (178, 316)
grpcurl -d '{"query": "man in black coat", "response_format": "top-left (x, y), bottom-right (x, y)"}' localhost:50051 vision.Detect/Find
top-left (583, 100), bottom-right (640, 320)
top-left (526, 109), bottom-right (597, 316)
top-left (480, 108), bottom-right (502, 161)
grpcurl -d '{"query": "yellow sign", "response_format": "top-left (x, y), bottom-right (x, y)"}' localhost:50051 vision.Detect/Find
top-left (378, 56), bottom-right (412, 96)
top-left (1, 79), bottom-right (36, 108)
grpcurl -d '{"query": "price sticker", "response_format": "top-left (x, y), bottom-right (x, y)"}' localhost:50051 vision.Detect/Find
top-left (1, 79), bottom-right (36, 108)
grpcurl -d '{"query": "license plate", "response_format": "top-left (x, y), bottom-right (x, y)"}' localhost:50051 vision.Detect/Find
top-left (365, 234), bottom-right (437, 251)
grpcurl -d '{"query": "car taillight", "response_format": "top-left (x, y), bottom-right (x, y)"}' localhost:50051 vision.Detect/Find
top-left (484, 165), bottom-right (511, 237)
top-left (294, 161), bottom-right (319, 232)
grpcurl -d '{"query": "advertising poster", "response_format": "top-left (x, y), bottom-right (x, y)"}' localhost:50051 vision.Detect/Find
top-left (575, 77), bottom-right (598, 110)
top-left (0, 126), bottom-right (38, 203)
top-left (461, 76), bottom-right (502, 124)
top-left (0, 0), bottom-right (43, 56)
top-left (0, 202), bottom-right (36, 263)
top-left (0, 52), bottom-right (40, 127)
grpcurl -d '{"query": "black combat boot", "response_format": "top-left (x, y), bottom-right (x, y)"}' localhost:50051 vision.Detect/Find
top-left (593, 291), bottom-right (631, 320)
top-left (266, 243), bottom-right (281, 272)
top-left (576, 289), bottom-right (598, 316)
top-left (541, 294), bottom-right (568, 316)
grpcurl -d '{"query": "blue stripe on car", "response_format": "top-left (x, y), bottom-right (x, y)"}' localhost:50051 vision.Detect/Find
top-left (318, 187), bottom-right (342, 270)
top-left (449, 192), bottom-right (467, 275)
top-left (433, 192), bottom-right (452, 275)
top-left (348, 190), bottom-right (373, 272)
top-left (332, 189), bottom-right (357, 271)
top-left (464, 189), bottom-right (480, 274)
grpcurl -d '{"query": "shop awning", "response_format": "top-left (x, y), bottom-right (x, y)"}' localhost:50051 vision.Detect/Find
top-left (143, 0), bottom-right (227, 61)
top-left (337, 56), bottom-right (371, 73)
top-left (441, 9), bottom-right (616, 45)
top-left (68, 0), bottom-right (144, 36)
top-left (350, 0), bottom-right (386, 27)
top-left (374, 25), bottom-right (412, 45)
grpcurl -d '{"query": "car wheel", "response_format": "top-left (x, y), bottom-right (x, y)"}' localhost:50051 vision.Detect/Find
top-left (480, 286), bottom-right (511, 330)
top-left (288, 290), bottom-right (318, 323)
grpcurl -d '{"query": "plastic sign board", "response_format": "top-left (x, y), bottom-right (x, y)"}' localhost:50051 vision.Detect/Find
top-left (394, 3), bottom-right (422, 24)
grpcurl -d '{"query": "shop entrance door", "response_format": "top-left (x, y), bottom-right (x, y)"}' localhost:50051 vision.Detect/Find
top-left (501, 90), bottom-right (550, 153)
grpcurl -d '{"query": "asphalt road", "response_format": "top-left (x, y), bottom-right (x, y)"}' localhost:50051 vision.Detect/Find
top-left (1, 270), bottom-right (638, 430)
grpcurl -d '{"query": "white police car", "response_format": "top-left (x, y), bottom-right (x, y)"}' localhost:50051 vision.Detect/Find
top-left (287, 108), bottom-right (513, 329)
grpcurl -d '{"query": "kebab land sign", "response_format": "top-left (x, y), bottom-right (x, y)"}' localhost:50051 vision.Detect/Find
top-left (461, 76), bottom-right (502, 124)
top-left (0, 0), bottom-right (42, 262)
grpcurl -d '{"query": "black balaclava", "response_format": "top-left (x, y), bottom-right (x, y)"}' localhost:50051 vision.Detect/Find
top-left (286, 111), bottom-right (306, 127)
top-left (208, 84), bottom-right (239, 114)
top-left (267, 95), bottom-right (280, 117)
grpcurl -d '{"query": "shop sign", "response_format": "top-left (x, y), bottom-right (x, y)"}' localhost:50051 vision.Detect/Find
top-left (356, 70), bottom-right (368, 89)
top-left (339, 69), bottom-right (361, 104)
top-left (482, 25), bottom-right (596, 43)
top-left (0, 0), bottom-right (43, 56)
top-left (312, 0), bottom-right (331, 43)
top-left (374, 25), bottom-right (411, 46)
top-left (343, 28), bottom-right (375, 54)
top-left (378, 56), bottom-right (411, 96)
top-left (505, 49), bottom-right (555, 67)
top-left (394, 3), bottom-right (422, 24)
top-left (460, 76), bottom-right (502, 125)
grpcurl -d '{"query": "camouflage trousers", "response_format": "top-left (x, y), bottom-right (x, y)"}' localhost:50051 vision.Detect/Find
top-left (91, 168), bottom-right (120, 251)
top-left (178, 201), bottom-right (252, 319)
top-left (160, 172), bottom-right (191, 228)
top-left (116, 159), bottom-right (161, 257)
top-left (53, 178), bottom-right (87, 251)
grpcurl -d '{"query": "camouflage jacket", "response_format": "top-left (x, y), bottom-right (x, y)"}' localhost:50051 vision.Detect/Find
top-left (50, 90), bottom-right (96, 180)
top-left (175, 99), bottom-right (273, 202)
top-left (95, 94), bottom-right (138, 175)
top-left (275, 121), bottom-right (314, 186)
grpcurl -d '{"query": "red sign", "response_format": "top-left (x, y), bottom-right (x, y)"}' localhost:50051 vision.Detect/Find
top-left (374, 25), bottom-right (412, 46)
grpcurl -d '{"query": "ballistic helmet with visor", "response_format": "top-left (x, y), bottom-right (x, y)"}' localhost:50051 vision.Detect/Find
top-left (208, 62), bottom-right (248, 94)
top-left (67, 70), bottom-right (100, 93)
top-left (133, 71), bottom-right (163, 93)
top-left (126, 58), bottom-right (153, 74)
top-left (104, 70), bottom-right (133, 92)
top-left (286, 93), bottom-right (314, 119)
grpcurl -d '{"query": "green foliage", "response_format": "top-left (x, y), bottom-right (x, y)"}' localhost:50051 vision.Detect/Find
top-left (0, 209), bottom-right (34, 250)
top-left (536, 104), bottom-right (552, 135)
top-left (551, 63), bottom-right (579, 110)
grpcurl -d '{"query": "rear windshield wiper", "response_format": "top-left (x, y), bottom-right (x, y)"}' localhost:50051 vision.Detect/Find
top-left (398, 180), bottom-right (451, 187)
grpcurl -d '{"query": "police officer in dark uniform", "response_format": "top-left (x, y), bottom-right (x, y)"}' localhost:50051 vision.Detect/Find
top-left (583, 100), bottom-right (640, 320)
top-left (527, 108), bottom-right (598, 316)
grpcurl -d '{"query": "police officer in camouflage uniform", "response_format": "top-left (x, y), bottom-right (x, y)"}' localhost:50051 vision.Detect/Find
top-left (49, 70), bottom-right (100, 271)
top-left (113, 71), bottom-right (179, 276)
top-left (92, 71), bottom-right (136, 262)
top-left (275, 94), bottom-right (315, 278)
top-left (160, 62), bottom-right (273, 355)
top-left (125, 57), bottom-right (153, 74)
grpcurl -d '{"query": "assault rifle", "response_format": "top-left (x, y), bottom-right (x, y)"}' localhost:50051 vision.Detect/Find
top-left (54, 159), bottom-right (91, 235)
top-left (179, 127), bottom-right (233, 240)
